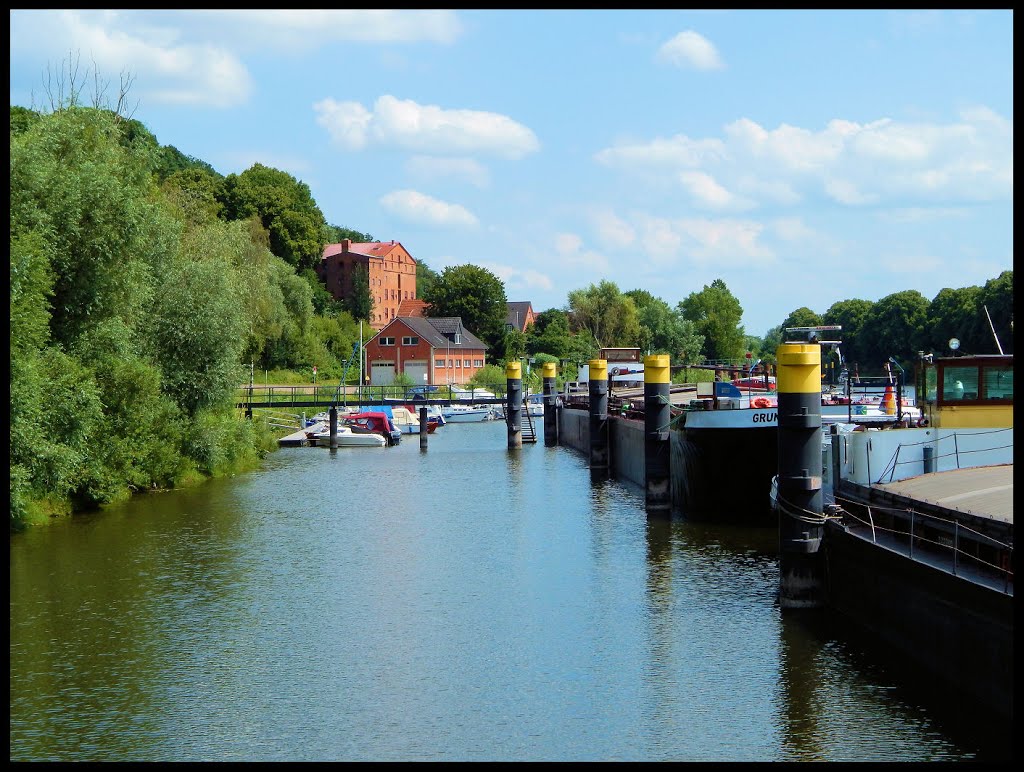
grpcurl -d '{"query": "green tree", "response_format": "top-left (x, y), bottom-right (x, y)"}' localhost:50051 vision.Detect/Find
top-left (822, 298), bottom-right (873, 372)
top-left (977, 270), bottom-right (1013, 355)
top-left (526, 308), bottom-right (572, 359)
top-left (678, 279), bottom-right (745, 363)
top-left (780, 307), bottom-right (823, 332)
top-left (925, 286), bottom-right (983, 356)
top-left (344, 262), bottom-right (373, 321)
top-left (325, 225), bottom-right (374, 243)
top-left (859, 290), bottom-right (930, 373)
top-left (416, 258), bottom-right (440, 300)
top-left (566, 280), bottom-right (642, 349)
top-left (218, 163), bottom-right (328, 271)
top-left (625, 288), bottom-right (704, 364)
top-left (423, 264), bottom-right (508, 351)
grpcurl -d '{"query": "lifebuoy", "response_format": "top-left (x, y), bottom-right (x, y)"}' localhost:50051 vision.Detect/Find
top-left (751, 397), bottom-right (770, 408)
top-left (916, 416), bottom-right (929, 428)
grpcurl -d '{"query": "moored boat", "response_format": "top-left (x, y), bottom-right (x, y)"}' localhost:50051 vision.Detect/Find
top-left (304, 424), bottom-right (387, 447)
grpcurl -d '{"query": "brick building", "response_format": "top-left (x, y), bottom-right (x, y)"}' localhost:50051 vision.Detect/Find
top-left (505, 301), bottom-right (536, 333)
top-left (364, 316), bottom-right (488, 386)
top-left (315, 239), bottom-right (417, 329)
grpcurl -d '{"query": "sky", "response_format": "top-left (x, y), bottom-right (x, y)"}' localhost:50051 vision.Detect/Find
top-left (9, 9), bottom-right (1014, 337)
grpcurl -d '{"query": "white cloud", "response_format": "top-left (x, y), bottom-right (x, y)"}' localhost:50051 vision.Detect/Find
top-left (595, 108), bottom-right (1012, 210)
top-left (771, 217), bottom-right (815, 242)
top-left (9, 10), bottom-right (460, 108)
top-left (180, 9), bottom-right (463, 49)
top-left (590, 210), bottom-right (636, 250)
top-left (10, 10), bottom-right (253, 107)
top-left (405, 156), bottom-right (490, 188)
top-left (554, 232), bottom-right (612, 274)
top-left (379, 189), bottom-right (479, 228)
top-left (316, 95), bottom-right (540, 159)
top-left (479, 263), bottom-right (554, 295)
top-left (656, 30), bottom-right (725, 70)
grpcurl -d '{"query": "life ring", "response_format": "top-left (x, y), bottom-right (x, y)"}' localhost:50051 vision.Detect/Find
top-left (916, 416), bottom-right (929, 428)
top-left (751, 397), bottom-right (770, 409)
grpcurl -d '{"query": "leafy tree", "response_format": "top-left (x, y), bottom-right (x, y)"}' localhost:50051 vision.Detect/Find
top-left (626, 288), bottom-right (704, 364)
top-left (10, 106), bottom-right (173, 348)
top-left (566, 280), bottom-right (642, 349)
top-left (161, 166), bottom-right (225, 225)
top-left (823, 298), bottom-right (874, 372)
top-left (10, 105), bottom-right (41, 136)
top-left (154, 144), bottom-right (220, 183)
top-left (217, 163), bottom-right (328, 271)
top-left (678, 279), bottom-right (745, 363)
top-left (925, 286), bottom-right (983, 356)
top-left (527, 308), bottom-right (572, 359)
top-left (423, 264), bottom-right (508, 351)
top-left (344, 262), bottom-right (373, 321)
top-left (977, 270), bottom-right (1013, 355)
top-left (760, 325), bottom-right (783, 365)
top-left (416, 258), bottom-right (440, 300)
top-left (859, 290), bottom-right (930, 373)
top-left (325, 225), bottom-right (374, 243)
top-left (501, 328), bottom-right (528, 363)
top-left (780, 307), bottom-right (823, 332)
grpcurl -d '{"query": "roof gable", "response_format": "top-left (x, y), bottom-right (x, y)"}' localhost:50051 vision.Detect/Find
top-left (372, 316), bottom-right (488, 351)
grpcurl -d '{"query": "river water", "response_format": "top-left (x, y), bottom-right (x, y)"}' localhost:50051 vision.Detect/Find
top-left (9, 420), bottom-right (1007, 761)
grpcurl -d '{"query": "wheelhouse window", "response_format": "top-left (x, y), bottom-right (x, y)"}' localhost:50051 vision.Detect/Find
top-left (937, 357), bottom-right (1013, 405)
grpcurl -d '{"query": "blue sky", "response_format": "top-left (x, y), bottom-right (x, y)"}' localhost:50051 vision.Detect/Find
top-left (9, 9), bottom-right (1013, 336)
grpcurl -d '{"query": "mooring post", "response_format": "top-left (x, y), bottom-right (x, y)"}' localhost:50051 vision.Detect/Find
top-left (644, 354), bottom-right (671, 515)
top-left (588, 358), bottom-right (609, 477)
top-left (506, 360), bottom-right (523, 449)
top-left (329, 406), bottom-right (338, 449)
top-left (419, 405), bottom-right (428, 451)
top-left (542, 362), bottom-right (558, 447)
top-left (776, 342), bottom-right (825, 609)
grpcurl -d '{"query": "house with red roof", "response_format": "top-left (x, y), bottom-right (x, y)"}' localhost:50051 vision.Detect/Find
top-left (364, 316), bottom-right (489, 386)
top-left (315, 239), bottom-right (417, 329)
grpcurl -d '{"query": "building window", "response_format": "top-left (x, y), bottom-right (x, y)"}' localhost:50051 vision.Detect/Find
top-left (402, 336), bottom-right (419, 345)
top-left (380, 337), bottom-right (395, 346)
top-left (506, 323), bottom-right (514, 332)
top-left (455, 359), bottom-right (462, 368)
top-left (435, 358), bottom-right (445, 368)
top-left (453, 333), bottom-right (462, 344)
top-left (474, 359), bottom-right (483, 367)
top-left (448, 360), bottom-right (453, 369)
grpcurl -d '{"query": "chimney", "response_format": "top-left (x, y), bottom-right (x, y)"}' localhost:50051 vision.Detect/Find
top-left (341, 238), bottom-right (351, 252)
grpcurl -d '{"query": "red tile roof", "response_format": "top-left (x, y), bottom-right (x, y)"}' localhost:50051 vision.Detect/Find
top-left (397, 298), bottom-right (430, 317)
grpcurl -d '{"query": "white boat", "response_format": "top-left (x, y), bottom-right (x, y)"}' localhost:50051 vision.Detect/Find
top-left (388, 405), bottom-right (438, 434)
top-left (441, 404), bottom-right (496, 422)
top-left (304, 424), bottom-right (386, 447)
top-left (525, 393), bottom-right (545, 417)
top-left (444, 386), bottom-right (500, 421)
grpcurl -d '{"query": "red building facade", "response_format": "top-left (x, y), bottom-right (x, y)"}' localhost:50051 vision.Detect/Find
top-left (315, 239), bottom-right (417, 329)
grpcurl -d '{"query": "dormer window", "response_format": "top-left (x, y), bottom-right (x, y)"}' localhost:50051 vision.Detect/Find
top-left (453, 333), bottom-right (461, 345)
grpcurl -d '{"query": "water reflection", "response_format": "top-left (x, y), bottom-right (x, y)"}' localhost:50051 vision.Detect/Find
top-left (10, 422), bottom-right (996, 761)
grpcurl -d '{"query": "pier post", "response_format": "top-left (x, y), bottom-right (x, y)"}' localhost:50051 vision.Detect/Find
top-left (644, 354), bottom-right (672, 515)
top-left (329, 406), bottom-right (338, 449)
top-left (506, 361), bottom-right (523, 449)
top-left (542, 362), bottom-right (558, 447)
top-left (776, 342), bottom-right (825, 609)
top-left (419, 405), bottom-right (428, 451)
top-left (588, 359), bottom-right (609, 477)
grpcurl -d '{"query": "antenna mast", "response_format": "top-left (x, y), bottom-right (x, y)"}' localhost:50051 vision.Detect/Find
top-left (983, 305), bottom-right (1004, 355)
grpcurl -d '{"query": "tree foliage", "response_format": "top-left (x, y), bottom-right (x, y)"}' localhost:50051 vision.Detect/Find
top-left (217, 163), bottom-right (328, 272)
top-left (423, 264), bottom-right (508, 351)
top-left (678, 279), bottom-right (745, 363)
top-left (566, 280), bottom-right (642, 349)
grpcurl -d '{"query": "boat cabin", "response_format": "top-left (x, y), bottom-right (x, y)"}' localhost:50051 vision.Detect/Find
top-left (916, 353), bottom-right (1013, 428)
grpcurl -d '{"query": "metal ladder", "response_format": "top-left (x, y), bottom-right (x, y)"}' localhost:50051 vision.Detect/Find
top-left (520, 393), bottom-right (537, 443)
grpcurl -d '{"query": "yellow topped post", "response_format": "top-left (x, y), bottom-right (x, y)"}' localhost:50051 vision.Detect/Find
top-left (541, 361), bottom-right (558, 446)
top-left (505, 360), bottom-right (522, 448)
top-left (643, 354), bottom-right (672, 515)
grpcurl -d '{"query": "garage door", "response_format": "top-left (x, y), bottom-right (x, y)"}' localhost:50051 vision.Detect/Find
top-left (403, 360), bottom-right (428, 387)
top-left (370, 361), bottom-right (395, 386)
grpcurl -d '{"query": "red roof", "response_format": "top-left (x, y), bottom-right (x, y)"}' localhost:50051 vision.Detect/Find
top-left (322, 241), bottom-right (407, 259)
top-left (397, 299), bottom-right (429, 317)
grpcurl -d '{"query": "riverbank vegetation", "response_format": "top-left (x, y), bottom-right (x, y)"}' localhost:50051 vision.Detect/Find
top-left (10, 65), bottom-right (1012, 529)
